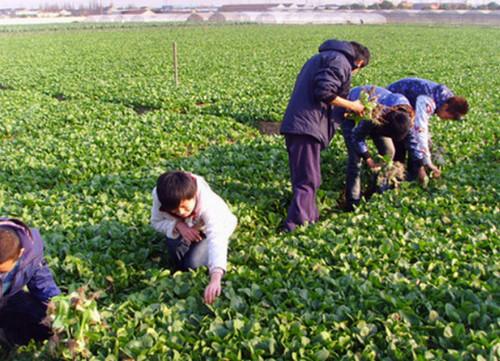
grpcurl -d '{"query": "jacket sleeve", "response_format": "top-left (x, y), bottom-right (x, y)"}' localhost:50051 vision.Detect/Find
top-left (407, 95), bottom-right (434, 167)
top-left (150, 188), bottom-right (179, 238)
top-left (352, 120), bottom-right (375, 159)
top-left (200, 185), bottom-right (237, 274)
top-left (27, 258), bottom-right (61, 303)
top-left (313, 55), bottom-right (350, 104)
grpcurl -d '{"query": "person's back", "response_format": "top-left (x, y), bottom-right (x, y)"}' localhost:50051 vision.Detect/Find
top-left (348, 85), bottom-right (409, 108)
top-left (387, 77), bottom-right (452, 111)
top-left (281, 39), bottom-right (359, 148)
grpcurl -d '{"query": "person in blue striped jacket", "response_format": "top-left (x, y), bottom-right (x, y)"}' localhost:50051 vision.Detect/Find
top-left (387, 78), bottom-right (469, 182)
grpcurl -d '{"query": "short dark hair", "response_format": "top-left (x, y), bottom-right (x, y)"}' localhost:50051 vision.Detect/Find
top-left (156, 171), bottom-right (197, 212)
top-left (0, 228), bottom-right (21, 263)
top-left (350, 41), bottom-right (370, 68)
top-left (378, 110), bottom-right (411, 141)
top-left (444, 96), bottom-right (469, 119)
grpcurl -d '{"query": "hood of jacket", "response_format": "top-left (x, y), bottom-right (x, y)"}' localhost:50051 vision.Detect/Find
top-left (0, 218), bottom-right (36, 267)
top-left (318, 39), bottom-right (356, 69)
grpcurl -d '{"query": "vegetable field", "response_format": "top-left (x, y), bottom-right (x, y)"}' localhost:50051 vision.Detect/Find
top-left (0, 24), bottom-right (498, 360)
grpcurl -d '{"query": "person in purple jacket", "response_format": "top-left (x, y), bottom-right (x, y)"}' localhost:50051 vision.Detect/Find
top-left (280, 39), bottom-right (370, 231)
top-left (387, 78), bottom-right (469, 183)
top-left (0, 218), bottom-right (60, 348)
top-left (334, 86), bottom-right (414, 210)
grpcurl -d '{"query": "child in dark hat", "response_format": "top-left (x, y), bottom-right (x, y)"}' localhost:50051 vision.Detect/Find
top-left (333, 85), bottom-right (413, 210)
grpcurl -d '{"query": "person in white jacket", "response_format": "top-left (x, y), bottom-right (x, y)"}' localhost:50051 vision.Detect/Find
top-left (151, 171), bottom-right (237, 304)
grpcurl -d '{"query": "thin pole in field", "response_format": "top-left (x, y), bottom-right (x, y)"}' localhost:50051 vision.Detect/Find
top-left (173, 42), bottom-right (179, 87)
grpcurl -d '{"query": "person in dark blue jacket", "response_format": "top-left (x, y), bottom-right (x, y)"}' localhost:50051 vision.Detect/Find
top-left (280, 39), bottom-right (370, 231)
top-left (387, 78), bottom-right (469, 182)
top-left (334, 86), bottom-right (414, 210)
top-left (0, 218), bottom-right (60, 347)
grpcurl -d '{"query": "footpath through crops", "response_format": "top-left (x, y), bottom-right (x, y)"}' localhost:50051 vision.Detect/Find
top-left (0, 24), bottom-right (498, 360)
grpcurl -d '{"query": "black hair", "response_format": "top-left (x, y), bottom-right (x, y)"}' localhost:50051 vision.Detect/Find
top-left (0, 227), bottom-right (21, 263)
top-left (156, 171), bottom-right (197, 212)
top-left (350, 41), bottom-right (371, 68)
top-left (377, 110), bottom-right (411, 141)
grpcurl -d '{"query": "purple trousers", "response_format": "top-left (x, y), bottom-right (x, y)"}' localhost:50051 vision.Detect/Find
top-left (284, 134), bottom-right (322, 231)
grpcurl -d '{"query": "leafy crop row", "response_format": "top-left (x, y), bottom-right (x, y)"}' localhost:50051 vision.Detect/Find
top-left (0, 24), bottom-right (498, 360)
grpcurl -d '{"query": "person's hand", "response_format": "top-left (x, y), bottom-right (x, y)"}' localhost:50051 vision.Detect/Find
top-left (175, 222), bottom-right (203, 244)
top-left (204, 270), bottom-right (223, 304)
top-left (428, 164), bottom-right (441, 179)
top-left (417, 166), bottom-right (428, 184)
top-left (351, 100), bottom-right (365, 115)
top-left (366, 157), bottom-right (381, 172)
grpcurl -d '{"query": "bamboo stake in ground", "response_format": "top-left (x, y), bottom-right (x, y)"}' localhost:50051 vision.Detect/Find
top-left (173, 42), bottom-right (179, 87)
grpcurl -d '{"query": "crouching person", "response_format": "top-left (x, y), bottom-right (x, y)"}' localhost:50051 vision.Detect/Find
top-left (151, 171), bottom-right (237, 304)
top-left (0, 218), bottom-right (61, 348)
top-left (334, 86), bottom-right (413, 210)
top-left (387, 77), bottom-right (469, 182)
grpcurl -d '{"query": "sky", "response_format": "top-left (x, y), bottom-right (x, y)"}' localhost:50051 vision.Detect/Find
top-left (0, 0), bottom-right (330, 9)
top-left (1, 0), bottom-right (166, 8)
top-left (0, 0), bottom-right (490, 8)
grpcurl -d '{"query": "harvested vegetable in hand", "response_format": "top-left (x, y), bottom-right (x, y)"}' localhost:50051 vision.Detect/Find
top-left (45, 288), bottom-right (104, 360)
top-left (345, 89), bottom-right (384, 126)
top-left (374, 155), bottom-right (406, 191)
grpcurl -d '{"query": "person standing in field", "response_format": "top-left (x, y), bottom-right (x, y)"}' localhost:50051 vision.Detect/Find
top-left (280, 39), bottom-right (370, 232)
top-left (387, 78), bottom-right (469, 183)
top-left (151, 171), bottom-right (237, 304)
top-left (0, 218), bottom-right (61, 348)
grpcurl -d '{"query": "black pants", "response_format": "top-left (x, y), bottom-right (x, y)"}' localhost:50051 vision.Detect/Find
top-left (341, 120), bottom-right (395, 209)
top-left (165, 236), bottom-right (209, 271)
top-left (0, 291), bottom-right (52, 346)
top-left (394, 140), bottom-right (419, 181)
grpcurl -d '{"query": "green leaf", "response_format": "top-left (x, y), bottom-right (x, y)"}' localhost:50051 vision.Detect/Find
top-left (443, 325), bottom-right (454, 338)
top-left (315, 348), bottom-right (330, 361)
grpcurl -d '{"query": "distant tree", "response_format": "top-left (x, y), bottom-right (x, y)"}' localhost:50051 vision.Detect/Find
top-left (380, 0), bottom-right (395, 9)
top-left (439, 2), bottom-right (468, 9)
top-left (368, 3), bottom-right (381, 9)
top-left (487, 1), bottom-right (500, 9)
top-left (350, 3), bottom-right (366, 9)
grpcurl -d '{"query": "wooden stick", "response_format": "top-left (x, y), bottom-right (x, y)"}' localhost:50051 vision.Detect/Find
top-left (173, 42), bottom-right (179, 87)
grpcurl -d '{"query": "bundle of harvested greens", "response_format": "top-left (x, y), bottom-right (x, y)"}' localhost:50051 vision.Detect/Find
top-left (45, 288), bottom-right (105, 360)
top-left (375, 158), bottom-right (407, 192)
top-left (345, 88), bottom-right (415, 128)
top-left (345, 88), bottom-right (384, 125)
